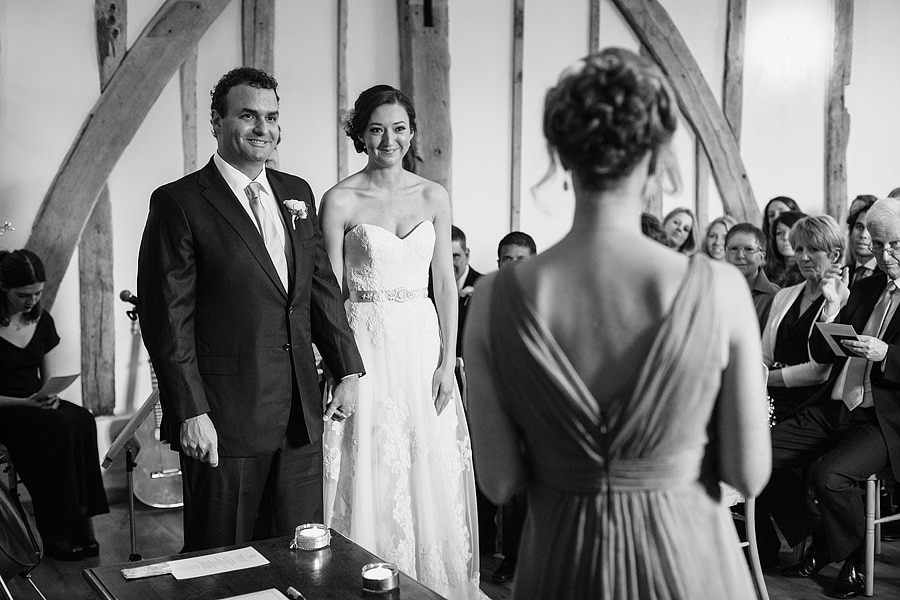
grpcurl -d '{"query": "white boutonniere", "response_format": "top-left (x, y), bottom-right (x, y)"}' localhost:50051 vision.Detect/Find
top-left (282, 199), bottom-right (309, 230)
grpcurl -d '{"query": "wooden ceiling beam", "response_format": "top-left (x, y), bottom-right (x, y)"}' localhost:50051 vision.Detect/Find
top-left (611, 0), bottom-right (758, 223)
top-left (26, 0), bottom-right (232, 308)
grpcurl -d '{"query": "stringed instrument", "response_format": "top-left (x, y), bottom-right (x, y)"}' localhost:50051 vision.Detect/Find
top-left (123, 294), bottom-right (183, 509)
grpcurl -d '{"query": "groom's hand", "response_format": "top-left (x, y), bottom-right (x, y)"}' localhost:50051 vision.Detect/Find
top-left (181, 413), bottom-right (219, 467)
top-left (324, 374), bottom-right (359, 421)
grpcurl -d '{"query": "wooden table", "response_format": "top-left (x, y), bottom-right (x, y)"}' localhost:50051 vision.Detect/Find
top-left (83, 531), bottom-right (446, 600)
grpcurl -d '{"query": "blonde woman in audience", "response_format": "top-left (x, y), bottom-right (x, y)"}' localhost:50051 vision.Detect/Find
top-left (702, 214), bottom-right (738, 260)
top-left (465, 48), bottom-right (770, 599)
top-left (662, 206), bottom-right (698, 254)
top-left (763, 215), bottom-right (847, 423)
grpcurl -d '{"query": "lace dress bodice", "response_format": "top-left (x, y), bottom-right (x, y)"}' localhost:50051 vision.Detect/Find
top-left (344, 221), bottom-right (433, 293)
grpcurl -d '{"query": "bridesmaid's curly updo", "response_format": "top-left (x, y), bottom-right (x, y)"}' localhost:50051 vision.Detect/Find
top-left (543, 48), bottom-right (677, 191)
top-left (343, 85), bottom-right (418, 154)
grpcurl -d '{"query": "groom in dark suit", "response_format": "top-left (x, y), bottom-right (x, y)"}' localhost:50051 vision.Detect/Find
top-left (138, 67), bottom-right (364, 552)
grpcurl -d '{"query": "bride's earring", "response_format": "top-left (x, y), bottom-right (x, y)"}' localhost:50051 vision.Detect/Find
top-left (563, 171), bottom-right (571, 192)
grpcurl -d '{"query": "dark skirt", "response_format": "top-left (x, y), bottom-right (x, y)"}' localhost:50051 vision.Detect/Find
top-left (0, 400), bottom-right (109, 540)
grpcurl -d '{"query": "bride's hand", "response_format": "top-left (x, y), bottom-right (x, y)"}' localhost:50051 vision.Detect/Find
top-left (431, 364), bottom-right (455, 416)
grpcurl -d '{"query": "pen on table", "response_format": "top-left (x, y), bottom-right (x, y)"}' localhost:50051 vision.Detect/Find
top-left (285, 586), bottom-right (307, 600)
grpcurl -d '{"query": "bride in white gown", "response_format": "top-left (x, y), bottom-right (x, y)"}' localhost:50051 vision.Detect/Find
top-left (320, 85), bottom-right (485, 600)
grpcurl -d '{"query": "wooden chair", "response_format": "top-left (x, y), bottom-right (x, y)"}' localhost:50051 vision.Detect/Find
top-left (865, 471), bottom-right (899, 596)
top-left (724, 485), bottom-right (770, 600)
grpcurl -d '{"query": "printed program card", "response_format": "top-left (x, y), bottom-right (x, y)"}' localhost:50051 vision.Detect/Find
top-left (170, 547), bottom-right (269, 580)
top-left (815, 322), bottom-right (860, 358)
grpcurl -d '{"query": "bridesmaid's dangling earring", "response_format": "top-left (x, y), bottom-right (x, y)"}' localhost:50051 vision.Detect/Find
top-left (563, 171), bottom-right (570, 191)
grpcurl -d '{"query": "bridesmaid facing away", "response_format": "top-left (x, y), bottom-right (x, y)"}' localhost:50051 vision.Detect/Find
top-left (465, 48), bottom-right (771, 599)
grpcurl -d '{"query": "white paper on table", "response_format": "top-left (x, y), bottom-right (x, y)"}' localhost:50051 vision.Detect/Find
top-left (170, 547), bottom-right (270, 580)
top-left (32, 374), bottom-right (79, 398)
top-left (218, 588), bottom-right (287, 600)
top-left (815, 322), bottom-right (860, 357)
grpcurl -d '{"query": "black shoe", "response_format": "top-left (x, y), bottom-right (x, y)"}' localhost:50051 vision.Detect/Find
top-left (781, 543), bottom-right (830, 578)
top-left (827, 559), bottom-right (864, 599)
top-left (46, 539), bottom-right (85, 561)
top-left (491, 557), bottom-right (516, 583)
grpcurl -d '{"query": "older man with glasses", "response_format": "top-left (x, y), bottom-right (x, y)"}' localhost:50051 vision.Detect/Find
top-left (726, 222), bottom-right (780, 333)
top-left (759, 197), bottom-right (900, 598)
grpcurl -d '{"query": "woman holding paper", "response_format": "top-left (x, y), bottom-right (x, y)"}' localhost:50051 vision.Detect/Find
top-left (0, 249), bottom-right (108, 560)
top-left (763, 215), bottom-right (849, 423)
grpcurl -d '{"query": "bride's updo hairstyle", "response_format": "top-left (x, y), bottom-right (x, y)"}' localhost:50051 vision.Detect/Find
top-left (343, 84), bottom-right (418, 154)
top-left (543, 48), bottom-right (677, 191)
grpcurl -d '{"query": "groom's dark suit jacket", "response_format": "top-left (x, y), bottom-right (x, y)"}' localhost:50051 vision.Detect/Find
top-left (137, 158), bottom-right (363, 457)
top-left (808, 272), bottom-right (900, 480)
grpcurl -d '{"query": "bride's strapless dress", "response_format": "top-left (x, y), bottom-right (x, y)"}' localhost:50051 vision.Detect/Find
top-left (323, 221), bottom-right (485, 600)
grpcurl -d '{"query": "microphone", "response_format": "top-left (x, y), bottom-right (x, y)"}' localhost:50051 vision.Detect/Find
top-left (119, 290), bottom-right (138, 305)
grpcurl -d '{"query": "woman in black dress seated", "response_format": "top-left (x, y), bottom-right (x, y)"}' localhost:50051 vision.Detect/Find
top-left (0, 249), bottom-right (108, 560)
top-left (762, 215), bottom-right (847, 422)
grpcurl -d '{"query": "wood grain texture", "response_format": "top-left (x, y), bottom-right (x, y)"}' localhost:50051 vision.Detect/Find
top-left (612, 0), bottom-right (758, 223)
top-left (826, 0), bottom-right (853, 222)
top-left (79, 0), bottom-right (127, 414)
top-left (398, 0), bottom-right (452, 193)
top-left (510, 0), bottom-right (524, 231)
top-left (242, 0), bottom-right (275, 73)
top-left (337, 0), bottom-right (349, 180)
top-left (695, 142), bottom-right (710, 230)
top-left (589, 0), bottom-right (600, 52)
top-left (180, 45), bottom-right (198, 175)
top-left (723, 0), bottom-right (746, 143)
top-left (26, 0), bottom-right (231, 308)
top-left (79, 188), bottom-right (116, 414)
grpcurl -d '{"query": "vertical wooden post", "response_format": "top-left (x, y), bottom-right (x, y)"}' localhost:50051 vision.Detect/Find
top-left (79, 0), bottom-right (126, 415)
top-left (337, 0), bottom-right (349, 181)
top-left (589, 0), bottom-right (600, 52)
top-left (826, 0), bottom-right (853, 222)
top-left (242, 0), bottom-right (275, 73)
top-left (510, 0), bottom-right (524, 231)
top-left (695, 145), bottom-right (710, 229)
top-left (723, 0), bottom-right (746, 145)
top-left (180, 47), bottom-right (198, 175)
top-left (398, 0), bottom-right (452, 193)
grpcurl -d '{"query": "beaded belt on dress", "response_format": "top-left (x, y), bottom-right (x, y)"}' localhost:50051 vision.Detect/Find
top-left (349, 288), bottom-right (427, 303)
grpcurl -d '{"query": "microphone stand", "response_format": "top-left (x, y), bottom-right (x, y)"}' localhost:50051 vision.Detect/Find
top-left (102, 305), bottom-right (157, 562)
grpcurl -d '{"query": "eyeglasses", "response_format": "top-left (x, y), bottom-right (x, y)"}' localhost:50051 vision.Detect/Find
top-left (725, 246), bottom-right (761, 256)
top-left (869, 240), bottom-right (900, 255)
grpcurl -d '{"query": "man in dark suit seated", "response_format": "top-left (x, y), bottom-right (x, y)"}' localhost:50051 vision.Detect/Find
top-left (725, 223), bottom-right (780, 333)
top-left (846, 197), bottom-right (878, 288)
top-left (761, 197), bottom-right (900, 598)
top-left (138, 67), bottom-right (364, 552)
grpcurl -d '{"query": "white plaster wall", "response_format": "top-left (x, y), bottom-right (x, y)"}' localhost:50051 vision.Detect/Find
top-left (0, 0), bottom-right (896, 414)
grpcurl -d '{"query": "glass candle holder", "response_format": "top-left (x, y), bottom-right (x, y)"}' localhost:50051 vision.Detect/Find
top-left (290, 523), bottom-right (331, 551)
top-left (361, 562), bottom-right (399, 594)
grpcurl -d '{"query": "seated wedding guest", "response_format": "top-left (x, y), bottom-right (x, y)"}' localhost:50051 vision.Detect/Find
top-left (466, 47), bottom-right (769, 599)
top-left (765, 210), bottom-right (806, 287)
top-left (762, 196), bottom-right (800, 244)
top-left (762, 197), bottom-right (900, 598)
top-left (845, 196), bottom-right (878, 287)
top-left (490, 231), bottom-right (537, 583)
top-left (640, 212), bottom-right (667, 244)
top-left (702, 215), bottom-right (738, 261)
top-left (763, 215), bottom-right (844, 422)
top-left (0, 249), bottom-right (109, 560)
top-left (662, 207), bottom-right (697, 254)
top-left (725, 223), bottom-right (779, 332)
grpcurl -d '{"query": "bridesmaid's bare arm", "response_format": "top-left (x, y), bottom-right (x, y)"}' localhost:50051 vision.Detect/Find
top-left (714, 262), bottom-right (772, 497)
top-left (464, 274), bottom-right (528, 503)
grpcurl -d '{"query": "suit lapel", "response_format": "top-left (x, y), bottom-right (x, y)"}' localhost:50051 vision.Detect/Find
top-left (198, 160), bottom-right (288, 298)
